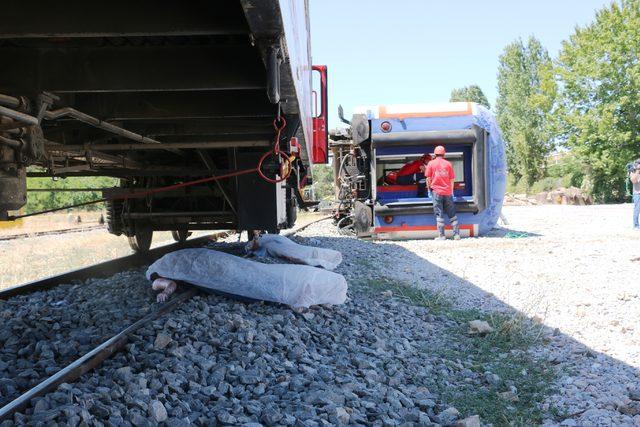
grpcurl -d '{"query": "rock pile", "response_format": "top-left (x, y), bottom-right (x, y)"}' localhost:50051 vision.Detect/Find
top-left (535, 187), bottom-right (592, 205)
top-left (505, 187), bottom-right (593, 206)
top-left (12, 287), bottom-right (473, 426)
top-left (0, 269), bottom-right (157, 407)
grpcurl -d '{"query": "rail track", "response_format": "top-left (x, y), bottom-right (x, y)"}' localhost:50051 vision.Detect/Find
top-left (0, 232), bottom-right (227, 420)
top-left (0, 225), bottom-right (105, 242)
top-left (0, 217), bottom-right (329, 421)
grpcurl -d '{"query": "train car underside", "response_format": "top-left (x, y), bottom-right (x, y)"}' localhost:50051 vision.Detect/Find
top-left (0, 0), bottom-right (314, 251)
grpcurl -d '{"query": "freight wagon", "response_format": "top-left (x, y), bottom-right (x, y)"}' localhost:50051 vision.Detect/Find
top-left (0, 0), bottom-right (328, 251)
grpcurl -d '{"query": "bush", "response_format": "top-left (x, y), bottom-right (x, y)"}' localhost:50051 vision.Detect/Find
top-left (506, 152), bottom-right (587, 195)
top-left (311, 164), bottom-right (335, 201)
top-left (25, 176), bottom-right (118, 214)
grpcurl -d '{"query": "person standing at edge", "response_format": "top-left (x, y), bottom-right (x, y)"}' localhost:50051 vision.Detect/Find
top-left (631, 161), bottom-right (640, 229)
top-left (425, 145), bottom-right (460, 240)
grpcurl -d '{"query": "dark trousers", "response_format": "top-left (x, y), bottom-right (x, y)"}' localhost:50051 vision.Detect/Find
top-left (396, 173), bottom-right (427, 196)
top-left (433, 193), bottom-right (459, 236)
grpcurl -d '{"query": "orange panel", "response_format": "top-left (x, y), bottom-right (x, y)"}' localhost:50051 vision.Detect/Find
top-left (379, 102), bottom-right (473, 119)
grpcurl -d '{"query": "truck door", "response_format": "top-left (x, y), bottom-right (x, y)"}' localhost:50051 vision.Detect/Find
top-left (312, 65), bottom-right (328, 164)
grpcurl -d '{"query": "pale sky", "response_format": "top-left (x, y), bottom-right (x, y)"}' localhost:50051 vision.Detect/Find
top-left (309, 0), bottom-right (613, 126)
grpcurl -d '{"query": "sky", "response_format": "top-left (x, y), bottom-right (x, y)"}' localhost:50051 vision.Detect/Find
top-left (309, 0), bottom-right (613, 127)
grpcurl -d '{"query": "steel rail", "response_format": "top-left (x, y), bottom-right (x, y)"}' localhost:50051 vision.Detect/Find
top-left (45, 139), bottom-right (270, 151)
top-left (0, 288), bottom-right (197, 421)
top-left (44, 108), bottom-right (162, 145)
top-left (0, 225), bottom-right (105, 242)
top-left (26, 188), bottom-right (116, 192)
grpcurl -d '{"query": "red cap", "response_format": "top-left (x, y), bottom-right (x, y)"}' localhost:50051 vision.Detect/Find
top-left (434, 145), bottom-right (446, 156)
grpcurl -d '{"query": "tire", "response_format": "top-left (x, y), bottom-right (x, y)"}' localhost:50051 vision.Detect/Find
top-left (128, 226), bottom-right (153, 253)
top-left (171, 229), bottom-right (191, 243)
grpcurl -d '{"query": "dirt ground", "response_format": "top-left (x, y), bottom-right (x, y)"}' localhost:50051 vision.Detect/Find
top-left (0, 210), bottom-right (105, 237)
top-left (0, 230), bottom-right (188, 290)
top-left (383, 203), bottom-right (640, 424)
top-left (396, 204), bottom-right (640, 366)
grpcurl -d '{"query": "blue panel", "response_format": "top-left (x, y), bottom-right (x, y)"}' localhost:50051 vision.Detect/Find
top-left (372, 116), bottom-right (475, 134)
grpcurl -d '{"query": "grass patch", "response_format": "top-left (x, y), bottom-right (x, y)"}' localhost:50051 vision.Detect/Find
top-left (358, 278), bottom-right (556, 426)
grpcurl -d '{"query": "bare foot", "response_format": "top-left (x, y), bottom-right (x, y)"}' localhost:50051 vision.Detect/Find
top-left (152, 278), bottom-right (177, 302)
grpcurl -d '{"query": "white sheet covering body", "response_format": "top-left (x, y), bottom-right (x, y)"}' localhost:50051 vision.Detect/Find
top-left (247, 234), bottom-right (342, 270)
top-left (146, 248), bottom-right (348, 308)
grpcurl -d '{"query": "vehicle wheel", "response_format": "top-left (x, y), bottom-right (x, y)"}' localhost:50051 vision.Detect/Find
top-left (128, 227), bottom-right (153, 253)
top-left (171, 229), bottom-right (191, 243)
top-left (286, 196), bottom-right (297, 228)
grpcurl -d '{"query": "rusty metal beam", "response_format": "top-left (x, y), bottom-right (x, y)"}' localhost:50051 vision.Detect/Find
top-left (26, 168), bottom-right (232, 178)
top-left (45, 140), bottom-right (269, 152)
top-left (65, 91), bottom-right (274, 122)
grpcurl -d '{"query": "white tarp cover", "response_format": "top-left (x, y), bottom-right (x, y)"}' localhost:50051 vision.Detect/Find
top-left (146, 248), bottom-right (348, 308)
top-left (246, 234), bottom-right (342, 270)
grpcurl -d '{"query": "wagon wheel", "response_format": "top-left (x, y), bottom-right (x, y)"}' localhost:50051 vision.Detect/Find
top-left (128, 226), bottom-right (153, 253)
top-left (171, 229), bottom-right (192, 243)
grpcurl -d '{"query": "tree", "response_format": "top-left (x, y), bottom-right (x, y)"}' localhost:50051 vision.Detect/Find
top-left (556, 0), bottom-right (640, 202)
top-left (25, 175), bottom-right (118, 214)
top-left (496, 36), bottom-right (557, 187)
top-left (311, 164), bottom-right (334, 200)
top-left (449, 85), bottom-right (491, 109)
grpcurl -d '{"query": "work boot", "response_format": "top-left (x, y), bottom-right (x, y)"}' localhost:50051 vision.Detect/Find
top-left (451, 216), bottom-right (460, 240)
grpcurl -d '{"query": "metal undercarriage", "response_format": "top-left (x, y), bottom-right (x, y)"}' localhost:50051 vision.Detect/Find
top-left (0, 0), bottom-right (313, 251)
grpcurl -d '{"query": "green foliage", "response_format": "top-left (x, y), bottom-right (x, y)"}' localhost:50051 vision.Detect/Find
top-left (449, 85), bottom-right (491, 109)
top-left (496, 36), bottom-right (557, 187)
top-left (25, 176), bottom-right (118, 214)
top-left (311, 164), bottom-right (335, 200)
top-left (555, 0), bottom-right (640, 202)
top-left (546, 153), bottom-right (586, 188)
top-left (506, 153), bottom-right (587, 194)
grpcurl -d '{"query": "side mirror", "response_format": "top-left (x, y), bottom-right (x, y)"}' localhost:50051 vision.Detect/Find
top-left (338, 104), bottom-right (351, 125)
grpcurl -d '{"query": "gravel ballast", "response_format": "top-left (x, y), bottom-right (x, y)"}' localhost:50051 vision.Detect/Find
top-left (8, 238), bottom-right (483, 426)
top-left (0, 269), bottom-right (158, 407)
top-left (3, 204), bottom-right (639, 426)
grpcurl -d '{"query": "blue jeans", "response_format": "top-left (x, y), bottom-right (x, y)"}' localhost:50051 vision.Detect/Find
top-left (633, 194), bottom-right (640, 228)
top-left (433, 193), bottom-right (459, 236)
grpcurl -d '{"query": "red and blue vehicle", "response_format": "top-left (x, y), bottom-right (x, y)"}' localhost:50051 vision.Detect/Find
top-left (334, 102), bottom-right (506, 239)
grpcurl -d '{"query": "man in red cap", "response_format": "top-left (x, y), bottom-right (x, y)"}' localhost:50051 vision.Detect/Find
top-left (425, 145), bottom-right (460, 240)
